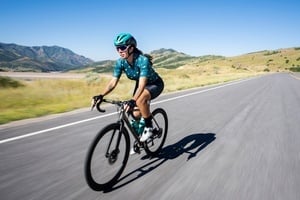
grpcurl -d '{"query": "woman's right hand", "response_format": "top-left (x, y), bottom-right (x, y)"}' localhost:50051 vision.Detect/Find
top-left (91, 95), bottom-right (103, 110)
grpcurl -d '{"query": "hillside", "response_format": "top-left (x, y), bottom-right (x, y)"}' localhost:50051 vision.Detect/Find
top-left (150, 48), bottom-right (196, 69)
top-left (0, 43), bottom-right (93, 72)
top-left (79, 47), bottom-right (300, 74)
top-left (80, 48), bottom-right (226, 73)
top-left (1, 43), bottom-right (300, 73)
top-left (175, 47), bottom-right (300, 73)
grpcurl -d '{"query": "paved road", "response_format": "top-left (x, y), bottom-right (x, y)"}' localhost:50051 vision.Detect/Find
top-left (1, 73), bottom-right (300, 200)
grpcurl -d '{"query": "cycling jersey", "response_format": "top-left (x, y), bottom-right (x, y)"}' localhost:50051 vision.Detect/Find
top-left (113, 53), bottom-right (159, 83)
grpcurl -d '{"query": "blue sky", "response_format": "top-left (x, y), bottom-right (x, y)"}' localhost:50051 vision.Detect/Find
top-left (1, 0), bottom-right (300, 61)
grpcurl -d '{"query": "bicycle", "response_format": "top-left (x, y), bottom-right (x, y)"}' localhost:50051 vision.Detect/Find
top-left (84, 98), bottom-right (168, 191)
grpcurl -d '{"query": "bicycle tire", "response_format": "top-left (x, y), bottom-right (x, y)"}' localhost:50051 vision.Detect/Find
top-left (144, 108), bottom-right (168, 156)
top-left (84, 123), bottom-right (130, 191)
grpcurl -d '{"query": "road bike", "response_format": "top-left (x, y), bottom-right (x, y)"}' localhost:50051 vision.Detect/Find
top-left (84, 98), bottom-right (168, 191)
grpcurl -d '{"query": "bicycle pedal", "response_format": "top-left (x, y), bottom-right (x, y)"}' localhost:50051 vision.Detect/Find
top-left (133, 141), bottom-right (142, 153)
top-left (144, 138), bottom-right (154, 147)
top-left (134, 148), bottom-right (141, 154)
top-left (134, 140), bottom-right (142, 147)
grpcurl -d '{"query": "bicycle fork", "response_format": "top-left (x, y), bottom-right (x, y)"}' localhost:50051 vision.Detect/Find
top-left (105, 122), bottom-right (124, 164)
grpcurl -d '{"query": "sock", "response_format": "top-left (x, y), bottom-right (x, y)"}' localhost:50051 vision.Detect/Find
top-left (144, 116), bottom-right (152, 128)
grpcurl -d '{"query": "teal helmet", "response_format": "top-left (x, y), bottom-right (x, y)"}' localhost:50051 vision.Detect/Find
top-left (114, 33), bottom-right (137, 47)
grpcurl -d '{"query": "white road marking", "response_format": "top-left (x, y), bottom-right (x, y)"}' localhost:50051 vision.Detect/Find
top-left (0, 78), bottom-right (253, 144)
top-left (289, 72), bottom-right (300, 80)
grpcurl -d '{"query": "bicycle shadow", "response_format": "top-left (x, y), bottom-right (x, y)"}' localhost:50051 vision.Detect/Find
top-left (103, 132), bottom-right (216, 193)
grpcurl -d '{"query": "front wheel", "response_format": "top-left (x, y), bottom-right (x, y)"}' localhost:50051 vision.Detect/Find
top-left (84, 123), bottom-right (130, 191)
top-left (144, 108), bottom-right (168, 156)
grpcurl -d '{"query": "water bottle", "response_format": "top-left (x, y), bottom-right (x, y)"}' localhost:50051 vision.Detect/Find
top-left (130, 119), bottom-right (139, 133)
top-left (138, 118), bottom-right (145, 135)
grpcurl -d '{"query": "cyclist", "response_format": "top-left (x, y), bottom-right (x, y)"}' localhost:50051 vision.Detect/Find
top-left (94, 33), bottom-right (164, 144)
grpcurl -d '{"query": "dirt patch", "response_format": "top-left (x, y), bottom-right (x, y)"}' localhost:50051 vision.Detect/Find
top-left (0, 72), bottom-right (86, 79)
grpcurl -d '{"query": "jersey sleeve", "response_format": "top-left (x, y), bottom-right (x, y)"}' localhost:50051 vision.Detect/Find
top-left (113, 59), bottom-right (122, 79)
top-left (139, 56), bottom-right (151, 78)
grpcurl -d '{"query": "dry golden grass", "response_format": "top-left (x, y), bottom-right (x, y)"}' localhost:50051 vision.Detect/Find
top-left (5, 46), bottom-right (300, 124)
top-left (158, 68), bottom-right (261, 92)
top-left (0, 69), bottom-right (260, 124)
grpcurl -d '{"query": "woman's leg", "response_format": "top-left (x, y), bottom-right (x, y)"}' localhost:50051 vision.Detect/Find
top-left (136, 89), bottom-right (151, 119)
top-left (136, 89), bottom-right (153, 142)
top-left (135, 77), bottom-right (164, 118)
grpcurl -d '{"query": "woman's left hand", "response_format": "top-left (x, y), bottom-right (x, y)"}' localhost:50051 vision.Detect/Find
top-left (125, 99), bottom-right (136, 112)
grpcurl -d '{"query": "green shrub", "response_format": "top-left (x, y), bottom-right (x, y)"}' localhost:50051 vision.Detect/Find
top-left (264, 51), bottom-right (280, 56)
top-left (289, 66), bottom-right (300, 72)
top-left (0, 76), bottom-right (24, 88)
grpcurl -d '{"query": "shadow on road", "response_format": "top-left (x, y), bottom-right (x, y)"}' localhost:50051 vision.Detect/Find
top-left (103, 133), bottom-right (216, 193)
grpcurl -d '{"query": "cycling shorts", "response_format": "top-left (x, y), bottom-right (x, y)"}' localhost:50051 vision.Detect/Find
top-left (134, 76), bottom-right (164, 100)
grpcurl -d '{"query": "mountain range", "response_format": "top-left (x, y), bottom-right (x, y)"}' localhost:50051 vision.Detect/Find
top-left (1, 42), bottom-right (300, 73)
top-left (83, 48), bottom-right (225, 73)
top-left (0, 43), bottom-right (93, 72)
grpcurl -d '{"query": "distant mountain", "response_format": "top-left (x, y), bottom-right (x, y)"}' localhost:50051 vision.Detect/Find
top-left (149, 48), bottom-right (194, 69)
top-left (78, 60), bottom-right (116, 73)
top-left (150, 48), bottom-right (178, 54)
top-left (82, 48), bottom-right (198, 73)
top-left (0, 43), bottom-right (94, 72)
top-left (2, 43), bottom-right (299, 73)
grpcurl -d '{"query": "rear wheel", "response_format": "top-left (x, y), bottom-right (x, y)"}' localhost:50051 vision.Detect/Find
top-left (144, 108), bottom-right (168, 156)
top-left (84, 123), bottom-right (130, 191)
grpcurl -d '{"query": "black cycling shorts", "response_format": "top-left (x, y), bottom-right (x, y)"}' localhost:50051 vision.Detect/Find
top-left (133, 76), bottom-right (164, 100)
top-left (146, 76), bottom-right (164, 100)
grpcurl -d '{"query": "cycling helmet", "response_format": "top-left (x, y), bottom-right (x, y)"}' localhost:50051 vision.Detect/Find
top-left (114, 33), bottom-right (137, 47)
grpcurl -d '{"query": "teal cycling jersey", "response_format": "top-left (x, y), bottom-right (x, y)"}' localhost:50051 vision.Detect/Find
top-left (113, 53), bottom-right (159, 83)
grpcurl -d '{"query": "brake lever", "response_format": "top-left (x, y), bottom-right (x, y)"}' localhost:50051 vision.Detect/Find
top-left (91, 99), bottom-right (97, 111)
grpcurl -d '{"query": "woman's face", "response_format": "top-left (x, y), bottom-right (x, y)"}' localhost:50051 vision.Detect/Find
top-left (116, 45), bottom-right (133, 59)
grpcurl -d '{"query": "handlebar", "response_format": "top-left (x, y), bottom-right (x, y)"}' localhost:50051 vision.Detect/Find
top-left (91, 98), bottom-right (124, 113)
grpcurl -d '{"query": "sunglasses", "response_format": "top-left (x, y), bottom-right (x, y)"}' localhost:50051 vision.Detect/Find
top-left (116, 45), bottom-right (130, 51)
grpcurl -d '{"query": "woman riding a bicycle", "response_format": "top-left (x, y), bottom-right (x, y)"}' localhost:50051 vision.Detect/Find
top-left (95, 33), bottom-right (164, 142)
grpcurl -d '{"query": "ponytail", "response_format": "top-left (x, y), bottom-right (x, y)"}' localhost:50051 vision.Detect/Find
top-left (133, 48), bottom-right (153, 65)
top-left (143, 54), bottom-right (153, 65)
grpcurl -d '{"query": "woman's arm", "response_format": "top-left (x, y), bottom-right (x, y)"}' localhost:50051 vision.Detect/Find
top-left (102, 77), bottom-right (119, 96)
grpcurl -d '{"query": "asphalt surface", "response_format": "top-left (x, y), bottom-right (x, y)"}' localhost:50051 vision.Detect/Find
top-left (1, 73), bottom-right (300, 200)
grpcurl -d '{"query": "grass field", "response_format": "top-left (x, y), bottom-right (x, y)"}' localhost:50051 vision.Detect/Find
top-left (1, 47), bottom-right (299, 124)
top-left (0, 69), bottom-right (261, 124)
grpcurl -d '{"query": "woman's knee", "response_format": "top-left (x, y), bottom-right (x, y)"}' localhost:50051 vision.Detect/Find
top-left (136, 91), bottom-right (150, 106)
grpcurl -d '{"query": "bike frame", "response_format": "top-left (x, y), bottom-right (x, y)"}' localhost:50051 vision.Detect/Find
top-left (117, 102), bottom-right (161, 143)
top-left (103, 100), bottom-right (144, 156)
top-left (118, 106), bottom-right (141, 144)
top-left (95, 98), bottom-right (163, 156)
